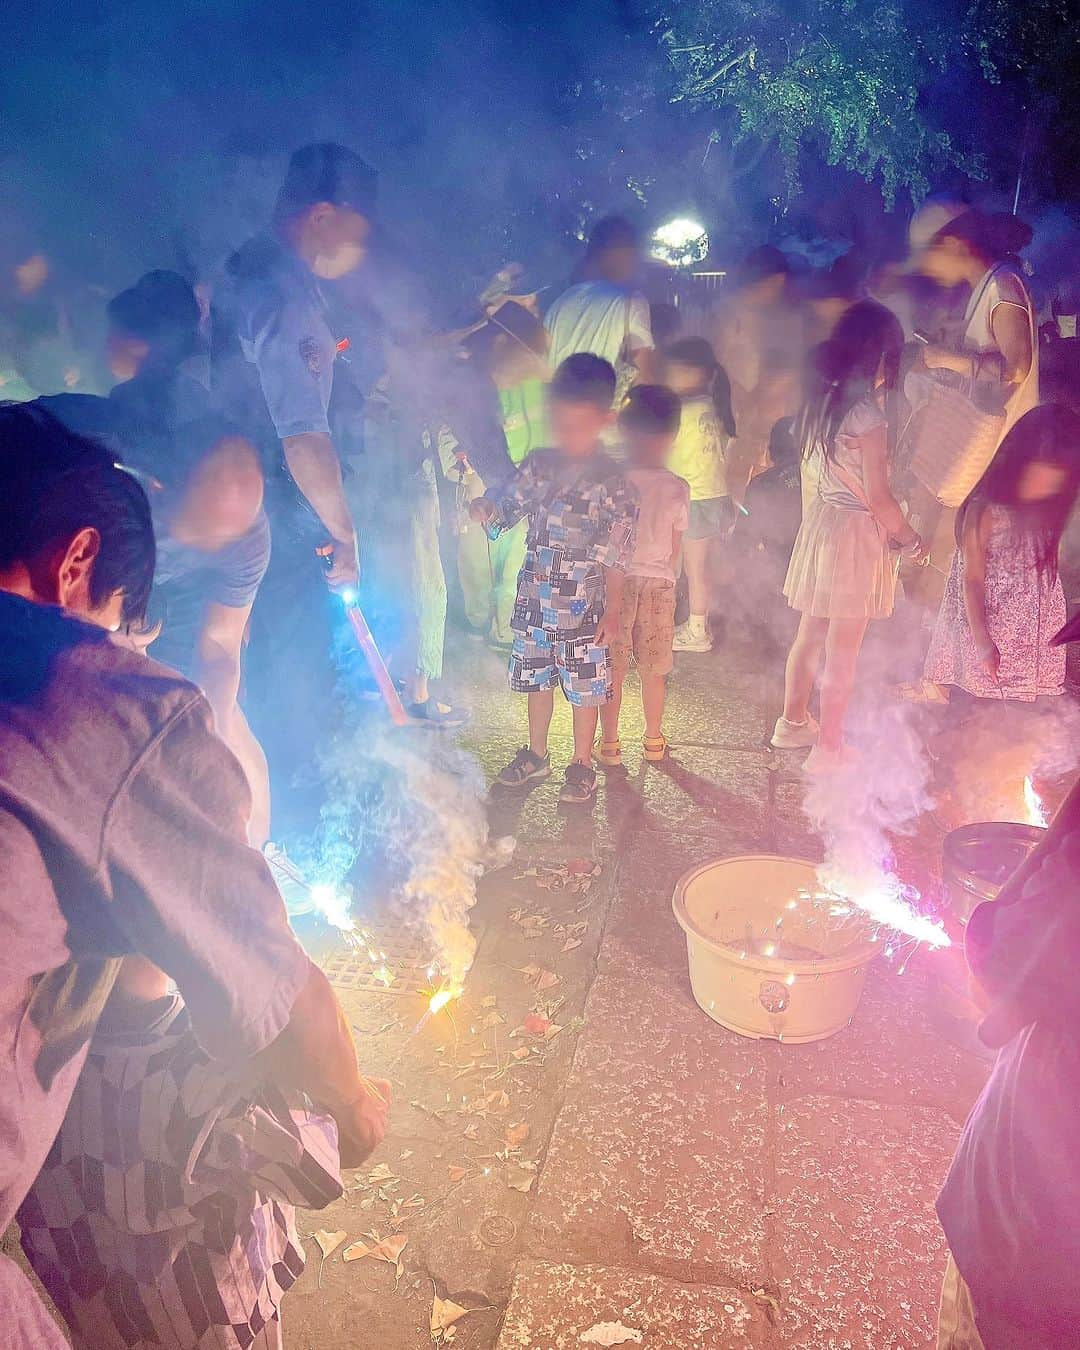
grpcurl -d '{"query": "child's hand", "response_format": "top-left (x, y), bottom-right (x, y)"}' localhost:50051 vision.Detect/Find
top-left (335, 1076), bottom-right (392, 1168)
top-left (595, 607), bottom-right (621, 647)
top-left (469, 496), bottom-right (496, 525)
top-left (979, 643), bottom-right (1001, 685)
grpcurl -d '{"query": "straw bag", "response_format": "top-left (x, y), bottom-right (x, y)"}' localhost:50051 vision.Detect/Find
top-left (908, 378), bottom-right (1005, 508)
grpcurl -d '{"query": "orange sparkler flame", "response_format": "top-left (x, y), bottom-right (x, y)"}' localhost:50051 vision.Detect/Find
top-left (1023, 776), bottom-right (1048, 828)
top-left (428, 987), bottom-right (462, 1015)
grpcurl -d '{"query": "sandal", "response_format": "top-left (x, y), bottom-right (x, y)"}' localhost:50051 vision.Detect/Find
top-left (559, 761), bottom-right (597, 805)
top-left (594, 737), bottom-right (623, 768)
top-left (642, 734), bottom-right (668, 762)
top-left (495, 746), bottom-right (551, 789)
top-left (406, 698), bottom-right (470, 729)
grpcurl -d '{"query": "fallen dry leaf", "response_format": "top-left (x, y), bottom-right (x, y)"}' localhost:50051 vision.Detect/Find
top-left (430, 1294), bottom-right (473, 1338)
top-left (511, 1047), bottom-right (532, 1061)
top-left (480, 995), bottom-right (498, 1008)
top-left (543, 1023), bottom-right (564, 1041)
top-left (579, 1322), bottom-right (643, 1345)
top-left (366, 1163), bottom-right (397, 1185)
top-left (313, 1229), bottom-right (346, 1259)
top-left (562, 937), bottom-right (583, 952)
top-left (481, 1011), bottom-right (505, 1028)
top-left (505, 1122), bottom-right (530, 1147)
top-left (462, 1122), bottom-right (480, 1141)
top-left (536, 969), bottom-right (561, 991)
top-left (342, 1232), bottom-right (408, 1275)
top-left (447, 1165), bottom-right (471, 1183)
top-left (505, 1163), bottom-right (536, 1193)
top-left (522, 1013), bottom-right (551, 1036)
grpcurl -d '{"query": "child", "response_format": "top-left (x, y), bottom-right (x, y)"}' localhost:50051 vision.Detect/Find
top-left (772, 300), bottom-right (925, 758)
top-left (662, 336), bottom-right (737, 652)
top-left (472, 353), bottom-right (637, 804)
top-left (596, 385), bottom-right (689, 766)
top-left (923, 404), bottom-right (1080, 702)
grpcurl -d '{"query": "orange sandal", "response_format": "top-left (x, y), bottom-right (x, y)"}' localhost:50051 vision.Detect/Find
top-left (594, 738), bottom-right (623, 768)
top-left (643, 734), bottom-right (668, 762)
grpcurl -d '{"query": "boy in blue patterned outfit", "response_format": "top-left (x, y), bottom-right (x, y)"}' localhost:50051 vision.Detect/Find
top-left (471, 354), bottom-right (637, 803)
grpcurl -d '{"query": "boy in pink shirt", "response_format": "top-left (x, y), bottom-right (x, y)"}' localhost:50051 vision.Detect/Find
top-left (598, 386), bottom-right (689, 766)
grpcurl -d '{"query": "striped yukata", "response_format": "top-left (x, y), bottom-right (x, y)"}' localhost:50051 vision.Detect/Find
top-left (18, 995), bottom-right (342, 1350)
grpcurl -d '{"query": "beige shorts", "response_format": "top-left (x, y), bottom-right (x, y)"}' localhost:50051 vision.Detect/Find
top-left (937, 1256), bottom-right (985, 1350)
top-left (610, 575), bottom-right (677, 675)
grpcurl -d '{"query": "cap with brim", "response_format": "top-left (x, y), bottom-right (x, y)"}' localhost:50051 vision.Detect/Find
top-left (899, 200), bottom-right (968, 273)
top-left (277, 143), bottom-right (378, 219)
top-left (1051, 611), bottom-right (1080, 646)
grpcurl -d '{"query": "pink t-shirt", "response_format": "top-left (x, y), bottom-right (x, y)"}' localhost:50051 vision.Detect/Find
top-left (626, 466), bottom-right (691, 581)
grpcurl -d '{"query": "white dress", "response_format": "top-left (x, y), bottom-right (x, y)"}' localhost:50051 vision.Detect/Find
top-left (784, 397), bottom-right (898, 620)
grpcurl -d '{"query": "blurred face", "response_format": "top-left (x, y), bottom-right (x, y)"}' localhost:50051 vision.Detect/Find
top-left (664, 360), bottom-right (708, 398)
top-left (309, 203), bottom-right (371, 279)
top-left (107, 331), bottom-right (150, 382)
top-left (918, 236), bottom-right (969, 288)
top-left (599, 243), bottom-right (638, 286)
top-left (626, 427), bottom-right (676, 468)
top-left (549, 398), bottom-right (613, 456)
top-left (1016, 460), bottom-right (1069, 503)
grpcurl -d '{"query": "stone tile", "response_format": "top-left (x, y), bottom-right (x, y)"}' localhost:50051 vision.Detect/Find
top-left (528, 971), bottom-right (770, 1284)
top-left (772, 1095), bottom-right (956, 1349)
top-left (768, 960), bottom-right (988, 1120)
top-left (496, 1260), bottom-right (765, 1349)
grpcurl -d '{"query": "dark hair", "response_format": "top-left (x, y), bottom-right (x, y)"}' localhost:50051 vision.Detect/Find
top-left (549, 353), bottom-right (616, 411)
top-left (935, 210), bottom-right (1033, 266)
top-left (275, 142), bottom-right (378, 222)
top-left (795, 300), bottom-right (904, 463)
top-left (649, 301), bottom-right (681, 347)
top-left (955, 404), bottom-right (1080, 579)
top-left (107, 270), bottom-right (200, 368)
top-left (768, 416), bottom-right (799, 469)
top-left (585, 215), bottom-right (639, 259)
top-left (0, 401), bottom-right (155, 622)
top-left (620, 384), bottom-right (682, 436)
top-left (664, 336), bottom-right (737, 437)
top-left (732, 245), bottom-right (789, 291)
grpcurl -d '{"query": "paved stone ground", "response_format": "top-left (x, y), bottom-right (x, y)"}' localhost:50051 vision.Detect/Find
top-left (277, 626), bottom-right (1009, 1350)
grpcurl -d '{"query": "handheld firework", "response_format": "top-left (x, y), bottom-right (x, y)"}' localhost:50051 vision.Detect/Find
top-left (316, 544), bottom-right (410, 727)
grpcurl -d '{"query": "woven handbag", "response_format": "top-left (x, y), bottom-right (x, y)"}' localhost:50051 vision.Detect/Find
top-left (908, 378), bottom-right (1005, 508)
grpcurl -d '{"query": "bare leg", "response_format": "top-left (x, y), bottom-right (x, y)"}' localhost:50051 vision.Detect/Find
top-left (527, 689), bottom-right (555, 758)
top-left (406, 671), bottom-right (429, 705)
top-left (571, 704), bottom-right (600, 765)
top-left (782, 612), bottom-right (829, 724)
top-left (212, 703), bottom-right (272, 848)
top-left (640, 671), bottom-right (667, 740)
top-left (819, 616), bottom-right (870, 751)
top-left (682, 536), bottom-right (711, 620)
top-left (599, 673), bottom-right (625, 745)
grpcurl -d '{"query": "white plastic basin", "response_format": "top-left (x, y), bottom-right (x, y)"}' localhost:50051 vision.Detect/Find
top-left (672, 854), bottom-right (879, 1044)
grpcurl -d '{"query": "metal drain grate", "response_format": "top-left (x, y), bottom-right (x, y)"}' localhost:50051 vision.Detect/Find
top-left (317, 930), bottom-right (436, 997)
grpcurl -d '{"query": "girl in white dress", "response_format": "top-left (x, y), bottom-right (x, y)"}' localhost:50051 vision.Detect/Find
top-left (772, 301), bottom-right (926, 757)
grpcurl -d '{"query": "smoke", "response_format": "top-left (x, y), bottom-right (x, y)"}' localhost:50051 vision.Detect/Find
top-left (801, 696), bottom-right (949, 947)
top-left (298, 714), bottom-right (509, 986)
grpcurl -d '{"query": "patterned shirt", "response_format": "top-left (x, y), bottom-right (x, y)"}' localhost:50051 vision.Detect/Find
top-left (491, 449), bottom-right (637, 635)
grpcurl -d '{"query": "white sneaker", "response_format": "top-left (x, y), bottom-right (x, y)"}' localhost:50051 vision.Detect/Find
top-left (263, 842), bottom-right (315, 917)
top-left (770, 714), bottom-right (820, 749)
top-left (672, 623), bottom-right (712, 653)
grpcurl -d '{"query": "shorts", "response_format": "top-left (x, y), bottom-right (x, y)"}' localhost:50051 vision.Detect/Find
top-left (686, 496), bottom-right (736, 541)
top-left (508, 623), bottom-right (612, 707)
top-left (609, 576), bottom-right (677, 675)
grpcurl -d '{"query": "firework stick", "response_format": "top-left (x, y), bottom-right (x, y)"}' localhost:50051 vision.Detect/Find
top-left (316, 545), bottom-right (410, 726)
top-left (343, 605), bottom-right (411, 726)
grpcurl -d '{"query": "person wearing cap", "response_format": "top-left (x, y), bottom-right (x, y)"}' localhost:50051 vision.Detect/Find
top-left (544, 216), bottom-right (656, 399)
top-left (212, 144), bottom-right (377, 817)
top-left (935, 605), bottom-right (1080, 1348)
top-left (441, 300), bottom-right (548, 647)
top-left (0, 402), bottom-right (389, 1348)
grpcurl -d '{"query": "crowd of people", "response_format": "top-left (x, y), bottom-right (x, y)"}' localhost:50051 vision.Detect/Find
top-left (2, 140), bottom-right (1079, 1348)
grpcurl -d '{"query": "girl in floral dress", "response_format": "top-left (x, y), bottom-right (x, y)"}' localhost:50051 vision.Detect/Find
top-left (924, 405), bottom-right (1080, 701)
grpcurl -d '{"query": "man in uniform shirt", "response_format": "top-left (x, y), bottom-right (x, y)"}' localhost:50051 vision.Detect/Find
top-left (213, 144), bottom-right (377, 817)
